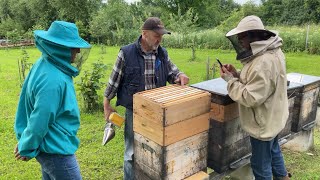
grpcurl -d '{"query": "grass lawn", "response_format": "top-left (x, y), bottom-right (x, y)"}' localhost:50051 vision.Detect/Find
top-left (0, 45), bottom-right (319, 179)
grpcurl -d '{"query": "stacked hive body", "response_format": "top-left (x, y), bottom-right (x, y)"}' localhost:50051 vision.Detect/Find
top-left (287, 73), bottom-right (320, 132)
top-left (191, 78), bottom-right (251, 173)
top-left (278, 81), bottom-right (302, 139)
top-left (133, 85), bottom-right (211, 179)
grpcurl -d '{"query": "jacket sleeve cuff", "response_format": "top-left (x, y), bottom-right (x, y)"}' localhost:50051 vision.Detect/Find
top-left (227, 77), bottom-right (239, 89)
top-left (175, 72), bottom-right (184, 79)
top-left (18, 143), bottom-right (40, 159)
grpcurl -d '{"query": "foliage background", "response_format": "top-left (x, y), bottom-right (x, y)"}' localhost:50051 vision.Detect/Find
top-left (1, 0), bottom-right (320, 179)
top-left (1, 0), bottom-right (320, 53)
top-left (1, 46), bottom-right (320, 179)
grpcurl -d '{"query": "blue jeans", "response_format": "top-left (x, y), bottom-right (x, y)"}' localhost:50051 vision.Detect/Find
top-left (35, 152), bottom-right (82, 180)
top-left (250, 136), bottom-right (287, 180)
top-left (124, 109), bottom-right (134, 180)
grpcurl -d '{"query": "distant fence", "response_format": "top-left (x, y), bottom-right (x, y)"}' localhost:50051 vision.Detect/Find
top-left (0, 39), bottom-right (34, 48)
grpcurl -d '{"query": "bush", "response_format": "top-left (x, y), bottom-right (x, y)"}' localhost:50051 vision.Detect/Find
top-left (162, 24), bottom-right (320, 55)
top-left (77, 60), bottom-right (107, 112)
top-left (163, 29), bottom-right (232, 50)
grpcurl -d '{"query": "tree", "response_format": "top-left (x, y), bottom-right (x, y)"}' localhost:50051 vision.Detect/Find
top-left (0, 0), bottom-right (101, 40)
top-left (50, 0), bottom-right (101, 26)
top-left (167, 7), bottom-right (199, 60)
top-left (28, 0), bottom-right (59, 28)
top-left (280, 0), bottom-right (308, 25)
top-left (167, 7), bottom-right (198, 34)
top-left (0, 17), bottom-right (24, 38)
top-left (0, 0), bottom-right (13, 20)
top-left (304, 0), bottom-right (320, 24)
top-left (9, 0), bottom-right (35, 31)
top-left (141, 0), bottom-right (203, 15)
top-left (241, 1), bottom-right (262, 17)
top-left (90, 0), bottom-right (141, 45)
top-left (198, 0), bottom-right (240, 28)
top-left (260, 0), bottom-right (310, 26)
top-left (260, 0), bottom-right (285, 25)
top-left (141, 0), bottom-right (239, 28)
top-left (17, 48), bottom-right (32, 87)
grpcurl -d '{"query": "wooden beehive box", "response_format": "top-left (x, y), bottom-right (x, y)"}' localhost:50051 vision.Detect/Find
top-left (191, 78), bottom-right (251, 173)
top-left (207, 118), bottom-right (251, 173)
top-left (133, 85), bottom-right (211, 179)
top-left (278, 81), bottom-right (303, 139)
top-left (287, 73), bottom-right (320, 132)
top-left (134, 131), bottom-right (208, 180)
top-left (133, 85), bottom-right (211, 146)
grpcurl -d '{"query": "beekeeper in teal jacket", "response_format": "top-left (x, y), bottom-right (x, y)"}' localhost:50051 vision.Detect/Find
top-left (14, 21), bottom-right (91, 180)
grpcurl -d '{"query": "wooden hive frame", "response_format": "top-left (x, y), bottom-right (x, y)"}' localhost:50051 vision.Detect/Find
top-left (133, 85), bottom-right (211, 146)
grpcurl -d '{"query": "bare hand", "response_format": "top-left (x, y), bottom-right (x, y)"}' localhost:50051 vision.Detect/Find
top-left (14, 144), bottom-right (30, 161)
top-left (220, 66), bottom-right (234, 82)
top-left (103, 97), bottom-right (116, 121)
top-left (174, 73), bottom-right (189, 86)
top-left (224, 64), bottom-right (239, 78)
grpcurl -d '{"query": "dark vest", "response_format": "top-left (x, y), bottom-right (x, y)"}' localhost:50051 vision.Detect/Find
top-left (116, 38), bottom-right (169, 109)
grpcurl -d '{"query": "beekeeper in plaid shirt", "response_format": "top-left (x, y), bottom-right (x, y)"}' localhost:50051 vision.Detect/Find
top-left (103, 17), bottom-right (189, 180)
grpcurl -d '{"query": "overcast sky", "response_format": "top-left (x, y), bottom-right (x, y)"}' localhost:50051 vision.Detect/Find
top-left (124, 0), bottom-right (261, 5)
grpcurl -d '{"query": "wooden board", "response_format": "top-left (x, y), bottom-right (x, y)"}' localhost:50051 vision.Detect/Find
top-left (134, 131), bottom-right (208, 180)
top-left (278, 96), bottom-right (295, 139)
top-left (133, 85), bottom-right (211, 146)
top-left (292, 87), bottom-right (320, 132)
top-left (133, 113), bottom-right (164, 145)
top-left (207, 136), bottom-right (251, 173)
top-left (299, 88), bottom-right (319, 126)
top-left (164, 113), bottom-right (209, 146)
top-left (134, 112), bottom-right (209, 146)
top-left (210, 102), bottom-right (239, 122)
top-left (133, 93), bottom-right (164, 125)
top-left (207, 117), bottom-right (251, 173)
top-left (184, 171), bottom-right (209, 180)
top-left (133, 85), bottom-right (211, 127)
top-left (134, 162), bottom-right (153, 180)
top-left (209, 117), bottom-right (248, 146)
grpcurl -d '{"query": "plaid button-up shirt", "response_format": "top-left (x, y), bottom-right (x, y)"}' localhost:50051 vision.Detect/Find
top-left (104, 44), bottom-right (181, 100)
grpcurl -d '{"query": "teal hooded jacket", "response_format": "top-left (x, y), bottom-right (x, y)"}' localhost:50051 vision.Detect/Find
top-left (14, 36), bottom-right (81, 158)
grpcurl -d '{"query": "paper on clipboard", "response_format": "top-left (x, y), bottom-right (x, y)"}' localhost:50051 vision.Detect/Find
top-left (287, 74), bottom-right (303, 83)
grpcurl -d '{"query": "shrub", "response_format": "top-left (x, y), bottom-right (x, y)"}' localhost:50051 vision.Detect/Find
top-left (77, 59), bottom-right (107, 112)
top-left (163, 24), bottom-right (320, 55)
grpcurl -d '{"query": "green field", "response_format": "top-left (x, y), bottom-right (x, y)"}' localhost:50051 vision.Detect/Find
top-left (0, 46), bottom-right (320, 179)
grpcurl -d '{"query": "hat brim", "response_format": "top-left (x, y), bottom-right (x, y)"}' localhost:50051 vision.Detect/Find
top-left (34, 30), bottom-right (91, 48)
top-left (153, 28), bottom-right (171, 35)
top-left (226, 27), bottom-right (276, 37)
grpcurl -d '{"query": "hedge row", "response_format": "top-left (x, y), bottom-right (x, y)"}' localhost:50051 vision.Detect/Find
top-left (161, 24), bottom-right (320, 54)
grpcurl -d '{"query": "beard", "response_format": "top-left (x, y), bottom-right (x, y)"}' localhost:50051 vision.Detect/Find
top-left (145, 37), bottom-right (159, 51)
top-left (151, 45), bottom-right (159, 51)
